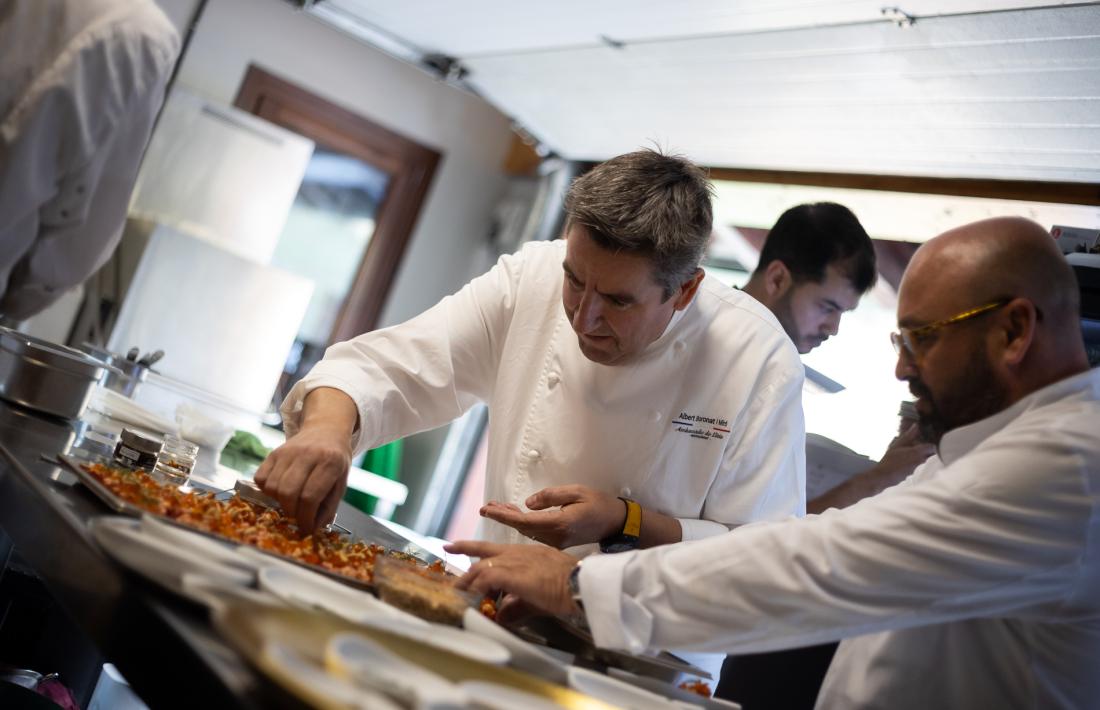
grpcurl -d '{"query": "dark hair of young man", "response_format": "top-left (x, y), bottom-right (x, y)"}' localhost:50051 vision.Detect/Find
top-left (756, 202), bottom-right (877, 294)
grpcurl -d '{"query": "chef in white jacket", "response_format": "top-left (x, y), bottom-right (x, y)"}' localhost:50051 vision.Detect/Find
top-left (259, 149), bottom-right (805, 545)
top-left (259, 149), bottom-right (806, 678)
top-left (0, 0), bottom-right (180, 321)
top-left (451, 216), bottom-right (1100, 709)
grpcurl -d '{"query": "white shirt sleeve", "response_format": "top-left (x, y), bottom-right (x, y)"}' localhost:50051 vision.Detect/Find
top-left (0, 1), bottom-right (180, 320)
top-left (282, 246), bottom-right (528, 453)
top-left (581, 421), bottom-right (1092, 654)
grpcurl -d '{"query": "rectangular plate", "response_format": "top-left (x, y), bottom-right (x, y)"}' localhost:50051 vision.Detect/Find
top-left (59, 453), bottom-right (146, 516)
top-left (60, 453), bottom-right (384, 594)
top-left (153, 513), bottom-right (378, 593)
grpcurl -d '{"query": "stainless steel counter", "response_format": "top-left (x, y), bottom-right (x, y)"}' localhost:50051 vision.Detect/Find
top-left (0, 398), bottom-right (424, 708)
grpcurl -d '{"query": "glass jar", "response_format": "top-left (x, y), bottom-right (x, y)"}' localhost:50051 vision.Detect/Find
top-left (153, 435), bottom-right (199, 483)
top-left (113, 428), bottom-right (163, 471)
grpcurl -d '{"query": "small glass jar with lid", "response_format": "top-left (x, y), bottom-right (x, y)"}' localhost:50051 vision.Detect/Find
top-left (153, 435), bottom-right (199, 483)
top-left (113, 428), bottom-right (163, 471)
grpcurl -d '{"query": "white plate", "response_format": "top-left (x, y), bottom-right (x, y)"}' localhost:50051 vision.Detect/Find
top-left (258, 564), bottom-right (426, 625)
top-left (459, 681), bottom-right (566, 710)
top-left (89, 516), bottom-right (252, 601)
top-left (568, 666), bottom-right (688, 709)
top-left (366, 615), bottom-right (511, 666)
top-left (180, 573), bottom-right (283, 614)
top-left (258, 565), bottom-right (511, 666)
top-left (264, 640), bottom-right (402, 710)
top-left (462, 607), bottom-right (570, 683)
top-left (326, 632), bottom-right (467, 710)
top-left (140, 514), bottom-right (259, 575)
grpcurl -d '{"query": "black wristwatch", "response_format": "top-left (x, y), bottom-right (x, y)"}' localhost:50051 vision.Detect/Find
top-left (599, 497), bottom-right (642, 553)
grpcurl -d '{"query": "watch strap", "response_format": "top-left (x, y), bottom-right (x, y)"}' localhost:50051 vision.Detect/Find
top-left (599, 497), bottom-right (641, 553)
top-left (620, 497), bottom-right (641, 538)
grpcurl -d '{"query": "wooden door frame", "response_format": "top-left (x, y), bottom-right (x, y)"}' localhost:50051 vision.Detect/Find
top-left (235, 65), bottom-right (441, 341)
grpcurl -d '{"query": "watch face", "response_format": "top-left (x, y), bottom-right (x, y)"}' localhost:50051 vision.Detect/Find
top-left (599, 535), bottom-right (640, 554)
top-left (568, 564), bottom-right (582, 597)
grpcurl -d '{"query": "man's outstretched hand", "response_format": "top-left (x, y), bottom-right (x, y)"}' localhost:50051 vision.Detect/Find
top-left (479, 484), bottom-right (624, 548)
top-left (446, 540), bottom-right (579, 618)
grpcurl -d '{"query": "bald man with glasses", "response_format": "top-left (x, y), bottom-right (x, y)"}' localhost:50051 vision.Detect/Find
top-left (450, 216), bottom-right (1100, 709)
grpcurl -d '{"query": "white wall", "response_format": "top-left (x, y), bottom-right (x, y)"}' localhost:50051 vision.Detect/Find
top-left (162, 0), bottom-right (514, 327)
top-left (154, 0), bottom-right (201, 32)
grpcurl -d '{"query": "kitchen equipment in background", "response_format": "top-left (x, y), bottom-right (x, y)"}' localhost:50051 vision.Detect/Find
top-left (1070, 254), bottom-right (1100, 368)
top-left (154, 434), bottom-right (199, 483)
top-left (1052, 225), bottom-right (1100, 255)
top-left (113, 428), bottom-right (163, 472)
top-left (136, 349), bottom-right (164, 368)
top-left (0, 327), bottom-right (109, 420)
top-left (0, 403), bottom-right (86, 459)
top-left (1054, 225), bottom-right (1100, 368)
top-left (79, 344), bottom-right (152, 398)
top-left (109, 226), bottom-right (313, 420)
top-left (106, 359), bottom-right (148, 398)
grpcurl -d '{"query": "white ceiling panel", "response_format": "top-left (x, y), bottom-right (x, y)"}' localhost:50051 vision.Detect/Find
top-left (309, 2), bottom-right (1100, 183)
top-left (315, 1), bottom-right (1082, 56)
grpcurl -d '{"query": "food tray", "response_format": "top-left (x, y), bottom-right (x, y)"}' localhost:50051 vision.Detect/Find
top-left (60, 453), bottom-right (146, 516)
top-left (158, 512), bottom-right (378, 593)
top-left (60, 453), bottom-right (387, 594)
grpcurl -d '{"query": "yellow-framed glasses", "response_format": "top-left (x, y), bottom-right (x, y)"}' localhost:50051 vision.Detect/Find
top-left (891, 299), bottom-right (1011, 357)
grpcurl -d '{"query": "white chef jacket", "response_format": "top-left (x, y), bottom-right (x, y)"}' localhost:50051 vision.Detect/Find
top-left (579, 367), bottom-right (1100, 709)
top-left (0, 0), bottom-right (179, 320)
top-left (285, 239), bottom-right (806, 545)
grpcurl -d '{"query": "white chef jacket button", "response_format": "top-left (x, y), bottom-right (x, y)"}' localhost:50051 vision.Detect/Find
top-left (620, 486), bottom-right (632, 497)
top-left (527, 448), bottom-right (541, 460)
top-left (652, 411), bottom-right (662, 422)
top-left (547, 373), bottom-right (560, 388)
top-left (674, 340), bottom-right (686, 352)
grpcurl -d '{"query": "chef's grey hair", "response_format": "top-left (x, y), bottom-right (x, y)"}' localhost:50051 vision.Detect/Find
top-left (563, 149), bottom-right (714, 301)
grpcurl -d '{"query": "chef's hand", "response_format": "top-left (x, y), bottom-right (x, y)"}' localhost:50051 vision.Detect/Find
top-left (255, 388), bottom-right (357, 532)
top-left (446, 540), bottom-right (579, 618)
top-left (479, 484), bottom-right (624, 548)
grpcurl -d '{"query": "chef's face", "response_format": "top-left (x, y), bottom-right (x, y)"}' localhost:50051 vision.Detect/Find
top-left (773, 264), bottom-right (861, 354)
top-left (561, 224), bottom-right (700, 366)
top-left (894, 287), bottom-right (1010, 445)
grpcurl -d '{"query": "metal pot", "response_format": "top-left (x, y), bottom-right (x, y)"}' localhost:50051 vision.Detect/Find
top-left (0, 665), bottom-right (60, 691)
top-left (0, 327), bottom-right (108, 420)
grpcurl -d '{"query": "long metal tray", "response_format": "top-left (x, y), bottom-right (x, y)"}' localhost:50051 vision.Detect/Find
top-left (516, 614), bottom-right (712, 681)
top-left (60, 453), bottom-right (388, 593)
top-left (60, 453), bottom-right (146, 516)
